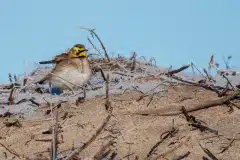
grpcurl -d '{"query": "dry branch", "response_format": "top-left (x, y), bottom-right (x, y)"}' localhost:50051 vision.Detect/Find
top-left (65, 114), bottom-right (111, 159)
top-left (130, 91), bottom-right (240, 116)
top-left (16, 98), bottom-right (40, 106)
top-left (87, 37), bottom-right (102, 55)
top-left (152, 136), bottom-right (191, 160)
top-left (146, 126), bottom-right (178, 159)
top-left (0, 142), bottom-right (21, 158)
top-left (181, 106), bottom-right (218, 134)
top-left (93, 141), bottom-right (115, 159)
top-left (170, 75), bottom-right (225, 94)
top-left (199, 143), bottom-right (219, 160)
top-left (166, 64), bottom-right (191, 75)
top-left (8, 87), bottom-right (16, 105)
top-left (105, 74), bottom-right (111, 112)
top-left (52, 110), bottom-right (59, 160)
top-left (219, 137), bottom-right (236, 153)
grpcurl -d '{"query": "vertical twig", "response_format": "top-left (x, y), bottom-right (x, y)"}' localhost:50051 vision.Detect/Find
top-left (8, 87), bottom-right (16, 105)
top-left (13, 74), bottom-right (18, 83)
top-left (51, 103), bottom-right (58, 160)
top-left (105, 74), bottom-right (112, 112)
top-left (130, 53), bottom-right (136, 72)
top-left (223, 75), bottom-right (235, 90)
top-left (87, 37), bottom-right (102, 56)
top-left (8, 73), bottom-right (12, 84)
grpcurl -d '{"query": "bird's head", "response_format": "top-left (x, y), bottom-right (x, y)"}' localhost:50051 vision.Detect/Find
top-left (71, 44), bottom-right (88, 58)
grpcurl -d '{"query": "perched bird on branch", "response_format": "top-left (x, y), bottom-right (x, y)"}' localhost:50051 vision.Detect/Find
top-left (37, 44), bottom-right (92, 91)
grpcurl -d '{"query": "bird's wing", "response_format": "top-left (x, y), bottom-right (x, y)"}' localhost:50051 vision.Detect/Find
top-left (54, 53), bottom-right (70, 63)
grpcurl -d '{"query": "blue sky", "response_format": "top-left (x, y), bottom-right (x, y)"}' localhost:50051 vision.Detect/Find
top-left (0, 0), bottom-right (240, 82)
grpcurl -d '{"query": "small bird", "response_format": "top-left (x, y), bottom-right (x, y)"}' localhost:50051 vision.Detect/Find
top-left (37, 44), bottom-right (92, 91)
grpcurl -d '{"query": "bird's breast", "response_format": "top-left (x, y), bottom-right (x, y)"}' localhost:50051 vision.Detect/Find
top-left (50, 66), bottom-right (91, 89)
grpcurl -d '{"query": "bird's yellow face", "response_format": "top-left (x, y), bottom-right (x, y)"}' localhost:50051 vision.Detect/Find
top-left (71, 46), bottom-right (87, 58)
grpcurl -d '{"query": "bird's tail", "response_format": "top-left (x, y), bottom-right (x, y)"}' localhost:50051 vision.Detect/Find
top-left (39, 60), bottom-right (56, 64)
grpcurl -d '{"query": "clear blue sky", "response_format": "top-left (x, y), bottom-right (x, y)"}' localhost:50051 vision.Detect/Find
top-left (0, 0), bottom-right (240, 82)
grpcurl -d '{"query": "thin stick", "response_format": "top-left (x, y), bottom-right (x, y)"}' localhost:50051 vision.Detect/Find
top-left (74, 26), bottom-right (110, 62)
top-left (223, 75), bottom-right (235, 90)
top-left (146, 127), bottom-right (178, 159)
top-left (153, 136), bottom-right (191, 160)
top-left (0, 142), bottom-right (21, 158)
top-left (8, 87), bottom-right (16, 105)
top-left (50, 103), bottom-right (57, 160)
top-left (65, 115), bottom-right (111, 159)
top-left (93, 141), bottom-right (115, 159)
top-left (199, 143), bottom-right (219, 160)
top-left (87, 37), bottom-right (102, 56)
top-left (219, 137), bottom-right (235, 153)
top-left (167, 64), bottom-right (191, 75)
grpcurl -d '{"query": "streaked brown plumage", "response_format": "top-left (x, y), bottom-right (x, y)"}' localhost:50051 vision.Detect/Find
top-left (38, 44), bottom-right (91, 90)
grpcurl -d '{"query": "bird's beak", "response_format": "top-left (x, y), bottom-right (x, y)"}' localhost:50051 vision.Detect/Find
top-left (72, 47), bottom-right (88, 57)
top-left (78, 49), bottom-right (88, 57)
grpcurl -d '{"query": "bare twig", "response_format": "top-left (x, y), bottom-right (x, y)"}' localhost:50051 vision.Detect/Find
top-left (153, 136), bottom-right (191, 160)
top-left (105, 74), bottom-right (111, 112)
top-left (181, 106), bottom-right (218, 134)
top-left (87, 37), bottom-right (102, 55)
top-left (8, 87), bottom-right (16, 105)
top-left (146, 93), bottom-right (155, 107)
top-left (191, 62), bottom-right (206, 78)
top-left (8, 73), bottom-right (12, 83)
top-left (65, 114), bottom-right (111, 159)
top-left (199, 143), bottom-right (218, 160)
top-left (223, 75), bottom-right (235, 90)
top-left (167, 64), bottom-right (191, 75)
top-left (219, 137), bottom-right (236, 153)
top-left (16, 98), bottom-right (40, 106)
top-left (52, 110), bottom-right (59, 160)
top-left (74, 26), bottom-right (110, 62)
top-left (0, 142), bottom-right (21, 158)
top-left (146, 124), bottom-right (178, 159)
top-left (93, 141), bottom-right (115, 159)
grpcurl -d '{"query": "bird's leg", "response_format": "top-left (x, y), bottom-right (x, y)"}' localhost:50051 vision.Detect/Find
top-left (48, 82), bottom-right (52, 94)
top-left (76, 85), bottom-right (87, 103)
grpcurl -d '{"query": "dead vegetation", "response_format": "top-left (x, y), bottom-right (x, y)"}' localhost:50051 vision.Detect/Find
top-left (0, 27), bottom-right (240, 160)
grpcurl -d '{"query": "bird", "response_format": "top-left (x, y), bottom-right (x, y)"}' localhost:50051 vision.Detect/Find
top-left (37, 44), bottom-right (92, 91)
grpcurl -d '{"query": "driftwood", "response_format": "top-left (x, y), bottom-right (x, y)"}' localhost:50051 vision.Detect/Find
top-left (129, 91), bottom-right (240, 116)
